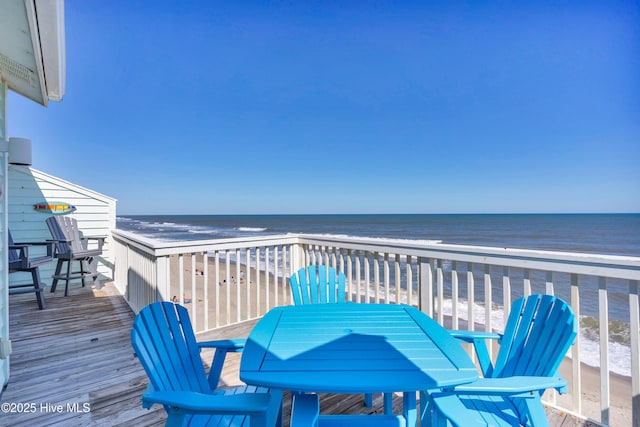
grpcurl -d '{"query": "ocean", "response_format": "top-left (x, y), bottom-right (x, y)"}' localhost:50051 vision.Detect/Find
top-left (117, 213), bottom-right (639, 376)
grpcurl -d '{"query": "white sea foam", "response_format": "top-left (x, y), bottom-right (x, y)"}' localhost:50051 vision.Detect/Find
top-left (285, 232), bottom-right (441, 246)
top-left (188, 229), bottom-right (219, 235)
top-left (236, 227), bottom-right (268, 232)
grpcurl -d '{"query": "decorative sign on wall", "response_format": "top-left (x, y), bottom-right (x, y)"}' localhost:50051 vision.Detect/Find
top-left (34, 201), bottom-right (76, 215)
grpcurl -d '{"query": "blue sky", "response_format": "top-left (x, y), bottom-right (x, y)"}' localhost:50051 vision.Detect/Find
top-left (8, 0), bottom-right (639, 214)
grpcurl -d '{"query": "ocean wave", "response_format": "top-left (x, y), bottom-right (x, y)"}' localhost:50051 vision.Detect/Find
top-left (188, 229), bottom-right (219, 235)
top-left (236, 227), bottom-right (269, 232)
top-left (285, 232), bottom-right (440, 245)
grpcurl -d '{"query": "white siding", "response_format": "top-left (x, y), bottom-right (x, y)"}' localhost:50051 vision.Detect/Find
top-left (0, 81), bottom-right (8, 388)
top-left (8, 166), bottom-right (117, 288)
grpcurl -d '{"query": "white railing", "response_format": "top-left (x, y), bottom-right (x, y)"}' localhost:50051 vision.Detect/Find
top-left (111, 229), bottom-right (640, 427)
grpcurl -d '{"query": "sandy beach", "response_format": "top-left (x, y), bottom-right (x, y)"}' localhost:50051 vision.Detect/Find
top-left (168, 255), bottom-right (631, 426)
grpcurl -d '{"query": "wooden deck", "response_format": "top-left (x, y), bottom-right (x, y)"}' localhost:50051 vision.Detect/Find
top-left (2, 282), bottom-right (591, 426)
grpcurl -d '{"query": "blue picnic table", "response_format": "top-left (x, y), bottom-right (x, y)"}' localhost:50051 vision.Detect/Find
top-left (240, 303), bottom-right (478, 426)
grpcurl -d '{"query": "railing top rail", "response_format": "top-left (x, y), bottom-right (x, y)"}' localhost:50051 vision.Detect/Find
top-left (111, 229), bottom-right (299, 256)
top-left (112, 229), bottom-right (640, 279)
top-left (295, 234), bottom-right (640, 280)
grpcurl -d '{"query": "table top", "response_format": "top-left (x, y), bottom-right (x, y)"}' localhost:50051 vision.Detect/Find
top-left (240, 303), bottom-right (478, 394)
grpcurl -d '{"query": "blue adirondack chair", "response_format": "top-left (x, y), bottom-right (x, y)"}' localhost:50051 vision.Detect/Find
top-left (289, 265), bottom-right (346, 305)
top-left (424, 294), bottom-right (577, 427)
top-left (131, 302), bottom-right (283, 427)
top-left (289, 265), bottom-right (391, 412)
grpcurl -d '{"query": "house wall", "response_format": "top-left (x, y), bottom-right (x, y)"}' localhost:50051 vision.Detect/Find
top-left (8, 166), bottom-right (116, 289)
top-left (0, 80), bottom-right (8, 389)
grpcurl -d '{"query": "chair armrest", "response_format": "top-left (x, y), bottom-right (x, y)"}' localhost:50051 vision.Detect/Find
top-left (449, 330), bottom-right (502, 342)
top-left (449, 330), bottom-right (502, 377)
top-left (9, 244), bottom-right (29, 253)
top-left (10, 241), bottom-right (57, 259)
top-left (446, 375), bottom-right (568, 397)
top-left (11, 241), bottom-right (51, 246)
top-left (198, 338), bottom-right (246, 352)
top-left (80, 236), bottom-right (106, 250)
top-left (142, 390), bottom-right (275, 415)
top-left (199, 338), bottom-right (246, 389)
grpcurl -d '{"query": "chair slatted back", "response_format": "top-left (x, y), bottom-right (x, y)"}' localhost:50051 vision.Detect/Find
top-left (46, 216), bottom-right (86, 255)
top-left (131, 302), bottom-right (211, 395)
top-left (7, 231), bottom-right (21, 266)
top-left (289, 265), bottom-right (346, 305)
top-left (492, 294), bottom-right (577, 379)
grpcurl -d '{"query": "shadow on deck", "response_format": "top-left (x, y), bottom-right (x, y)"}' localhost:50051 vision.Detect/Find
top-left (3, 283), bottom-right (591, 426)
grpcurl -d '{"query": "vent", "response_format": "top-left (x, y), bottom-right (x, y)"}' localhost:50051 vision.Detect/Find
top-left (0, 52), bottom-right (35, 87)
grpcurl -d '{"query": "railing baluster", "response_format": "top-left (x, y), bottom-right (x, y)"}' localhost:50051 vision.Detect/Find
top-left (347, 249), bottom-right (353, 302)
top-left (374, 252), bottom-right (380, 303)
top-left (452, 261), bottom-right (459, 329)
top-left (395, 254), bottom-right (401, 304)
top-left (571, 273), bottom-right (582, 414)
top-left (203, 251), bottom-right (209, 330)
top-left (365, 251), bottom-right (371, 303)
top-left (265, 246), bottom-right (271, 312)
top-left (273, 246), bottom-right (279, 313)
top-left (355, 251), bottom-right (362, 303)
top-left (178, 254), bottom-right (184, 305)
top-left (246, 247), bottom-right (252, 318)
top-left (406, 255), bottom-right (413, 307)
top-left (437, 259), bottom-right (444, 324)
top-left (503, 267), bottom-right (511, 321)
top-left (546, 271), bottom-right (555, 295)
top-left (256, 247), bottom-right (262, 314)
top-left (214, 250), bottom-right (220, 327)
top-left (384, 253), bottom-right (390, 304)
top-left (419, 258), bottom-right (433, 317)
top-left (598, 277), bottom-right (610, 425)
top-left (191, 253), bottom-right (197, 329)
top-left (225, 250), bottom-right (231, 325)
top-left (630, 279), bottom-right (639, 427)
top-left (523, 268), bottom-right (531, 297)
top-left (468, 263), bottom-right (475, 332)
top-left (484, 265), bottom-right (493, 357)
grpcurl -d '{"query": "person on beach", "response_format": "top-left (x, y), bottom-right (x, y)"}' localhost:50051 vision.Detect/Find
top-left (172, 295), bottom-right (192, 303)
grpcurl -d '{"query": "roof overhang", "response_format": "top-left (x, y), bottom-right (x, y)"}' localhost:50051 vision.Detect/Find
top-left (0, 0), bottom-right (66, 106)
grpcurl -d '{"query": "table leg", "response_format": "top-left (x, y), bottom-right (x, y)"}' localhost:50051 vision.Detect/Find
top-left (403, 391), bottom-right (417, 427)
